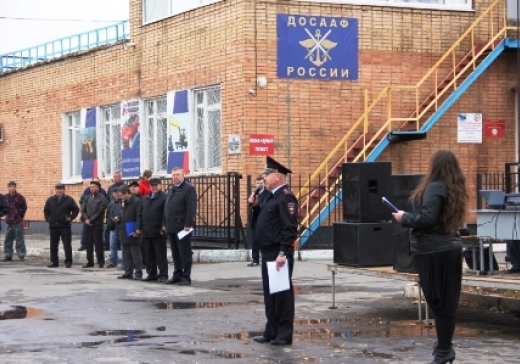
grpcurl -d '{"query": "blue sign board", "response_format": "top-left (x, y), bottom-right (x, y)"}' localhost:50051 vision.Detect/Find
top-left (277, 14), bottom-right (358, 80)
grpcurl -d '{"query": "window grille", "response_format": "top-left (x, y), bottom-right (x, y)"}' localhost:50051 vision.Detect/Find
top-left (193, 85), bottom-right (221, 173)
top-left (144, 97), bottom-right (168, 174)
top-left (100, 105), bottom-right (122, 178)
top-left (64, 111), bottom-right (82, 179)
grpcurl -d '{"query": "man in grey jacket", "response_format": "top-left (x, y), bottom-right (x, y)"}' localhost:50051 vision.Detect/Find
top-left (81, 180), bottom-right (108, 268)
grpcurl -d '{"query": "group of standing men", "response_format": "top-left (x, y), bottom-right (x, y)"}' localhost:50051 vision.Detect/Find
top-left (42, 167), bottom-right (197, 285)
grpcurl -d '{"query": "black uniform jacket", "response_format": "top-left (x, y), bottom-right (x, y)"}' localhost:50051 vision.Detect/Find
top-left (256, 184), bottom-right (298, 255)
top-left (164, 181), bottom-right (197, 233)
top-left (43, 194), bottom-right (80, 229)
top-left (139, 190), bottom-right (166, 238)
top-left (401, 180), bottom-right (462, 255)
top-left (118, 195), bottom-right (142, 246)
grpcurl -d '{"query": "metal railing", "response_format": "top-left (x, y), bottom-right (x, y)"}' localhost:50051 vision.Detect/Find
top-left (0, 20), bottom-right (130, 73)
top-left (298, 0), bottom-right (511, 245)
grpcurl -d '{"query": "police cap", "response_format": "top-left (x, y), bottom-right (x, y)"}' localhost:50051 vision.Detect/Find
top-left (55, 183), bottom-right (66, 189)
top-left (263, 156), bottom-right (292, 175)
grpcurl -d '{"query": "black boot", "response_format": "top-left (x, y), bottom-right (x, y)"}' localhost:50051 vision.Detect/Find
top-left (429, 347), bottom-right (455, 364)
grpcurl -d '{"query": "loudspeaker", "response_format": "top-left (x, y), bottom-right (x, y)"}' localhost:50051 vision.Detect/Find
top-left (333, 221), bottom-right (393, 266)
top-left (463, 247), bottom-right (499, 271)
top-left (391, 174), bottom-right (424, 273)
top-left (342, 162), bottom-right (392, 222)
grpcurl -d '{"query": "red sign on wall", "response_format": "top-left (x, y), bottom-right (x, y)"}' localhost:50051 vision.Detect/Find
top-left (249, 134), bottom-right (274, 155)
top-left (484, 119), bottom-right (505, 139)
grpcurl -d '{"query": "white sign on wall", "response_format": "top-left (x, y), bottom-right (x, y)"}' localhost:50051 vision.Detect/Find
top-left (228, 135), bottom-right (241, 155)
top-left (457, 113), bottom-right (482, 143)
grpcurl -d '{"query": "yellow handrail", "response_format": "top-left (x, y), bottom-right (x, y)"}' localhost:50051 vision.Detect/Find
top-left (298, 0), bottom-right (508, 233)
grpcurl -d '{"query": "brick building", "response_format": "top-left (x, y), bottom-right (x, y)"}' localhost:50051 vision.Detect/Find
top-left (0, 0), bottom-right (518, 232)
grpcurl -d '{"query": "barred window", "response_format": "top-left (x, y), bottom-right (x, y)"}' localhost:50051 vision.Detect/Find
top-left (100, 104), bottom-right (122, 178)
top-left (63, 111), bottom-right (82, 180)
top-left (144, 97), bottom-right (168, 175)
top-left (193, 85), bottom-right (221, 173)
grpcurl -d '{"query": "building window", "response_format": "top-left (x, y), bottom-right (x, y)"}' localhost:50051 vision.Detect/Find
top-left (63, 111), bottom-right (82, 180)
top-left (143, 0), bottom-right (225, 24)
top-left (100, 104), bottom-right (122, 178)
top-left (295, 0), bottom-right (470, 10)
top-left (192, 85), bottom-right (221, 173)
top-left (144, 97), bottom-right (168, 175)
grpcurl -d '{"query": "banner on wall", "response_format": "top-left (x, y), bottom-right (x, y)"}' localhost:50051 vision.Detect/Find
top-left (121, 100), bottom-right (141, 177)
top-left (277, 14), bottom-right (358, 80)
top-left (166, 90), bottom-right (190, 174)
top-left (81, 107), bottom-right (97, 179)
top-left (250, 134), bottom-right (274, 155)
top-left (457, 113), bottom-right (482, 143)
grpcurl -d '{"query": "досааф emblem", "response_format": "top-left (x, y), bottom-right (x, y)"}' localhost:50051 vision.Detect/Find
top-left (277, 14), bottom-right (358, 81)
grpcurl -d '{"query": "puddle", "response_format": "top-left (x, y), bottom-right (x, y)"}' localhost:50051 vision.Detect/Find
top-left (155, 301), bottom-right (261, 309)
top-left (89, 329), bottom-right (146, 336)
top-left (155, 347), bottom-right (247, 358)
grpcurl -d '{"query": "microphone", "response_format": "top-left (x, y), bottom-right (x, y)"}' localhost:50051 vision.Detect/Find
top-left (254, 187), bottom-right (261, 197)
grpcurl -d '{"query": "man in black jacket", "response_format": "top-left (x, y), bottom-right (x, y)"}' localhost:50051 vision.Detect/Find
top-left (82, 180), bottom-right (108, 268)
top-left (117, 184), bottom-right (143, 280)
top-left (164, 167), bottom-right (197, 285)
top-left (139, 178), bottom-right (168, 282)
top-left (43, 183), bottom-right (80, 268)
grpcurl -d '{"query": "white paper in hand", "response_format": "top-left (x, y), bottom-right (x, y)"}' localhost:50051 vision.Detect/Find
top-left (267, 261), bottom-right (290, 294)
top-left (177, 228), bottom-right (194, 240)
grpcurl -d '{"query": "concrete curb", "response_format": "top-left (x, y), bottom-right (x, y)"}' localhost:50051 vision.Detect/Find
top-left (26, 247), bottom-right (334, 264)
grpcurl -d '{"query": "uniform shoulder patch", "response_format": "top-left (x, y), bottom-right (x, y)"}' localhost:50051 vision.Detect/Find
top-left (287, 202), bottom-right (296, 215)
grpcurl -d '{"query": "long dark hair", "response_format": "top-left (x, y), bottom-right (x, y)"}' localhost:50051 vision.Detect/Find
top-left (410, 150), bottom-right (467, 232)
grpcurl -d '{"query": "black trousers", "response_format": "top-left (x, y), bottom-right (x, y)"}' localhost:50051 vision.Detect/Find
top-left (251, 219), bottom-right (259, 263)
top-left (50, 227), bottom-right (72, 266)
top-left (122, 244), bottom-right (142, 278)
top-left (143, 236), bottom-right (168, 279)
top-left (85, 223), bottom-right (105, 266)
top-left (168, 231), bottom-right (192, 282)
top-left (260, 249), bottom-right (294, 343)
top-left (415, 248), bottom-right (463, 350)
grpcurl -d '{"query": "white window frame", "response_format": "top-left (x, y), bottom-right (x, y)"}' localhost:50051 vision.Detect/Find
top-left (100, 104), bottom-right (123, 179)
top-left (143, 0), bottom-right (225, 25)
top-left (296, 0), bottom-right (471, 11)
top-left (143, 96), bottom-right (168, 176)
top-left (62, 111), bottom-right (83, 183)
top-left (191, 85), bottom-right (222, 174)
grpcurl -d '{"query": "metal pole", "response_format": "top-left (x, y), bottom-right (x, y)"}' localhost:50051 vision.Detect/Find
top-left (330, 270), bottom-right (337, 309)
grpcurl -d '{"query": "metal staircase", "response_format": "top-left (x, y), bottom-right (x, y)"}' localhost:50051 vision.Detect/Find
top-left (297, 0), bottom-right (517, 248)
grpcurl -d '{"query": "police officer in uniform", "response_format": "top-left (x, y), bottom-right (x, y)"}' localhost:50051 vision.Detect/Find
top-left (252, 156), bottom-right (298, 346)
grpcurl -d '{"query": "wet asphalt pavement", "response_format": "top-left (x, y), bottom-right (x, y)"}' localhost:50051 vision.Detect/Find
top-left (1, 259), bottom-right (519, 364)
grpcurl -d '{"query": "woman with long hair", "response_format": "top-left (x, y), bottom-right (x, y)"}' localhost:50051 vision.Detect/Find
top-left (392, 150), bottom-right (467, 364)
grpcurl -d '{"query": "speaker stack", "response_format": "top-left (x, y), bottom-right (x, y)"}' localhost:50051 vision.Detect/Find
top-left (333, 162), bottom-right (393, 267)
top-left (391, 174), bottom-right (424, 273)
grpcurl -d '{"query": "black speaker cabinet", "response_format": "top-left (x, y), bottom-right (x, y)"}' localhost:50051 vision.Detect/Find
top-left (342, 162), bottom-right (392, 222)
top-left (391, 174), bottom-right (424, 273)
top-left (333, 221), bottom-right (393, 267)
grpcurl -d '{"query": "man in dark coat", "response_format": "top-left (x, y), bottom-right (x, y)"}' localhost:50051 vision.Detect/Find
top-left (117, 184), bottom-right (143, 280)
top-left (252, 156), bottom-right (298, 347)
top-left (139, 178), bottom-right (168, 282)
top-left (43, 183), bottom-right (80, 268)
top-left (163, 167), bottom-right (197, 285)
top-left (81, 180), bottom-right (108, 268)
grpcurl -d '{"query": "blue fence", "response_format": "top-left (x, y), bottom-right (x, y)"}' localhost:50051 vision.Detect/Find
top-left (0, 20), bottom-right (130, 73)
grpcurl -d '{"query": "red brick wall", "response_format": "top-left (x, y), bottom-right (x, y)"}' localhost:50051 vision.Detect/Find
top-left (0, 0), bottom-right (515, 224)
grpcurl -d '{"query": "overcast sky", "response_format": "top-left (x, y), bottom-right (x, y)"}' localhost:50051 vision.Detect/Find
top-left (0, 0), bottom-right (129, 54)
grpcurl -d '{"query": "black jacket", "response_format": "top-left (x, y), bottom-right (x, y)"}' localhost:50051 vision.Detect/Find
top-left (256, 185), bottom-right (298, 255)
top-left (251, 189), bottom-right (269, 222)
top-left (164, 181), bottom-right (197, 233)
top-left (0, 193), bottom-right (9, 217)
top-left (43, 194), bottom-right (80, 229)
top-left (401, 180), bottom-right (462, 255)
top-left (106, 199), bottom-right (122, 231)
top-left (81, 193), bottom-right (108, 225)
top-left (118, 195), bottom-right (142, 246)
top-left (139, 191), bottom-right (166, 238)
